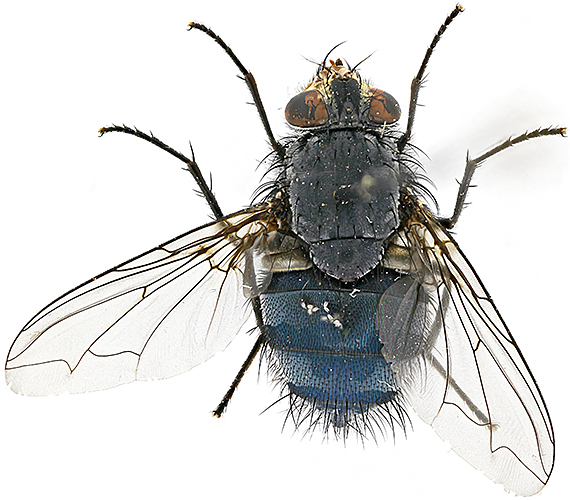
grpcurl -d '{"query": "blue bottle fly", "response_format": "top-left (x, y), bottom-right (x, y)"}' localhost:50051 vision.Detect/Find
top-left (5, 5), bottom-right (563, 497)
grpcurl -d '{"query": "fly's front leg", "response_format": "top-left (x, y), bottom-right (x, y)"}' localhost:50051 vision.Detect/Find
top-left (439, 126), bottom-right (566, 229)
top-left (187, 23), bottom-right (284, 160)
top-left (397, 4), bottom-right (464, 153)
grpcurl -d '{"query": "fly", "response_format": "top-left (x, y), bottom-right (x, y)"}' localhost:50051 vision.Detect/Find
top-left (5, 4), bottom-right (564, 497)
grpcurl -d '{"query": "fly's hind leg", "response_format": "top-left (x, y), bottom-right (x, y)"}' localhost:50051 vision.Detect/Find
top-left (213, 297), bottom-right (266, 417)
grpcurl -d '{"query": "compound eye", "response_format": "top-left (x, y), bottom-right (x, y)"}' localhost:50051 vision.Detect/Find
top-left (285, 90), bottom-right (328, 127)
top-left (368, 88), bottom-right (401, 124)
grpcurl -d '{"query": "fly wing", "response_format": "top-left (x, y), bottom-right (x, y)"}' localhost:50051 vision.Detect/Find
top-left (6, 205), bottom-right (272, 396)
top-left (379, 205), bottom-right (554, 496)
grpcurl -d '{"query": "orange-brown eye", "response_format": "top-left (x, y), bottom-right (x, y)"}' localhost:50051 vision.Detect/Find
top-left (285, 90), bottom-right (328, 127)
top-left (368, 88), bottom-right (401, 124)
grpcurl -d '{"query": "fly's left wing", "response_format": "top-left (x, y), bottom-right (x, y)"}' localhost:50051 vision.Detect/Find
top-left (379, 200), bottom-right (554, 496)
top-left (6, 205), bottom-right (273, 396)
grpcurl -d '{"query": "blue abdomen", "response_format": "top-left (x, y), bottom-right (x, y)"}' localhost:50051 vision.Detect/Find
top-left (261, 268), bottom-right (401, 426)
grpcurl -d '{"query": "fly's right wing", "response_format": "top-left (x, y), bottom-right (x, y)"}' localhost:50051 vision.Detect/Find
top-left (379, 202), bottom-right (554, 496)
top-left (6, 205), bottom-right (273, 396)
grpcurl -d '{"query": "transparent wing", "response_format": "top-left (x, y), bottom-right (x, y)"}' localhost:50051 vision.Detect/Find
top-left (6, 205), bottom-right (272, 396)
top-left (379, 204), bottom-right (554, 496)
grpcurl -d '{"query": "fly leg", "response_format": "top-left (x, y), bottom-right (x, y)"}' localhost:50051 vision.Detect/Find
top-left (99, 124), bottom-right (269, 416)
top-left (397, 4), bottom-right (464, 153)
top-left (99, 125), bottom-right (224, 220)
top-left (439, 126), bottom-right (566, 229)
top-left (188, 23), bottom-right (284, 160)
top-left (213, 297), bottom-right (266, 417)
top-left (100, 23), bottom-right (284, 216)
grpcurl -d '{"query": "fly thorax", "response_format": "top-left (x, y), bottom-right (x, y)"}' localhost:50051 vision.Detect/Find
top-left (287, 131), bottom-right (400, 282)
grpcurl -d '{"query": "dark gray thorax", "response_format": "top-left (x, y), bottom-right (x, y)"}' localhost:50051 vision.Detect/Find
top-left (287, 129), bottom-right (401, 282)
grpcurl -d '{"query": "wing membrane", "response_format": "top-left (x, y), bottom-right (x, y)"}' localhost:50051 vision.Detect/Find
top-left (381, 204), bottom-right (554, 496)
top-left (6, 205), bottom-right (272, 396)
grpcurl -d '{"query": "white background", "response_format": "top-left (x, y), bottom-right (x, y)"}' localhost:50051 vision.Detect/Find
top-left (1, 1), bottom-right (568, 499)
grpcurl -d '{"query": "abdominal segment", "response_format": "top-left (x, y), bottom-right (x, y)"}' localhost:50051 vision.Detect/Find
top-left (261, 268), bottom-right (408, 434)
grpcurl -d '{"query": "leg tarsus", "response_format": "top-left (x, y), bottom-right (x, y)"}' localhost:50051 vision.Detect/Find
top-left (397, 4), bottom-right (464, 153)
top-left (187, 23), bottom-right (284, 160)
top-left (439, 126), bottom-right (566, 228)
top-left (99, 125), bottom-right (224, 219)
top-left (213, 297), bottom-right (266, 418)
